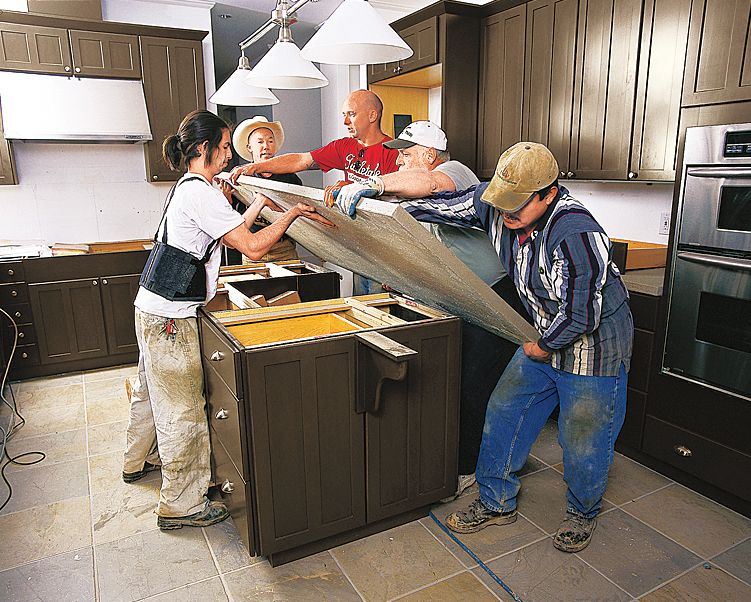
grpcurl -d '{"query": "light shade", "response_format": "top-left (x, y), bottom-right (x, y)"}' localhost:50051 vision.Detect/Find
top-left (209, 56), bottom-right (280, 106)
top-left (301, 0), bottom-right (413, 65)
top-left (246, 41), bottom-right (328, 89)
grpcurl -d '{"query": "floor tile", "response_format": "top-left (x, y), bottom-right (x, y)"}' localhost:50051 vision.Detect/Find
top-left (0, 496), bottom-right (91, 571)
top-left (87, 419), bottom-right (127, 456)
top-left (83, 364), bottom-right (138, 383)
top-left (576, 509), bottom-right (701, 597)
top-left (601, 454), bottom-right (672, 506)
top-left (330, 521), bottom-right (464, 601)
top-left (140, 576), bottom-right (228, 601)
top-left (89, 450), bottom-right (160, 496)
top-left (15, 383), bottom-right (84, 409)
top-left (424, 499), bottom-right (546, 567)
top-left (529, 420), bottom-right (562, 466)
top-left (11, 372), bottom-right (82, 394)
top-left (711, 538), bottom-right (751, 584)
top-left (518, 455), bottom-right (547, 477)
top-left (477, 538), bottom-right (631, 602)
top-left (2, 428), bottom-right (86, 471)
top-left (10, 387), bottom-right (85, 439)
top-left (224, 552), bottom-right (361, 601)
top-left (0, 458), bottom-right (89, 515)
top-left (203, 518), bottom-right (261, 574)
top-left (85, 379), bottom-right (130, 426)
top-left (398, 571), bottom-right (498, 601)
top-left (90, 478), bottom-right (161, 545)
top-left (0, 546), bottom-right (95, 602)
top-left (641, 563), bottom-right (751, 601)
top-left (623, 484), bottom-right (751, 558)
top-left (95, 527), bottom-right (217, 602)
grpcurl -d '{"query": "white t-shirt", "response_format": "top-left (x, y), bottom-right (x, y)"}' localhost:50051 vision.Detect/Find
top-left (134, 173), bottom-right (244, 318)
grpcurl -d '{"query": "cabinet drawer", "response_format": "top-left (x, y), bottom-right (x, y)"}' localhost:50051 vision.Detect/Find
top-left (0, 283), bottom-right (28, 305)
top-left (643, 415), bottom-right (751, 501)
top-left (0, 262), bottom-right (23, 284)
top-left (3, 322), bottom-right (36, 347)
top-left (2, 303), bottom-right (32, 324)
top-left (200, 319), bottom-right (240, 398)
top-left (205, 361), bottom-right (245, 479)
top-left (9, 344), bottom-right (40, 369)
top-left (211, 428), bottom-right (251, 554)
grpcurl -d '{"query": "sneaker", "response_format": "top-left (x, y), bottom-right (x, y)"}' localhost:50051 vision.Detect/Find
top-left (122, 461), bottom-right (160, 483)
top-left (553, 512), bottom-right (597, 552)
top-left (440, 473), bottom-right (477, 503)
top-left (445, 498), bottom-right (518, 534)
top-left (157, 501), bottom-right (230, 530)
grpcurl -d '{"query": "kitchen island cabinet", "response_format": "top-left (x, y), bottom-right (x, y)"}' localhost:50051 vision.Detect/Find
top-left (200, 294), bottom-right (461, 565)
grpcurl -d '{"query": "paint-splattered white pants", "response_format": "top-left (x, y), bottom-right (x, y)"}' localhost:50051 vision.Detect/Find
top-left (123, 308), bottom-right (211, 517)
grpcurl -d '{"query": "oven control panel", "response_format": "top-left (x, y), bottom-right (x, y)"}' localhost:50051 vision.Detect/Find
top-left (724, 131), bottom-right (751, 157)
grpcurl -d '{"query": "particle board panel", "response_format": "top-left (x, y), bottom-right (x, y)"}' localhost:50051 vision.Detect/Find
top-left (226, 176), bottom-right (537, 344)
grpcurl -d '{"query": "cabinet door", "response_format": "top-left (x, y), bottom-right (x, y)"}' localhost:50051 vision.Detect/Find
top-left (630, 0), bottom-right (692, 182)
top-left (141, 37), bottom-right (206, 183)
top-left (569, 0), bottom-right (642, 180)
top-left (477, 6), bottom-right (526, 179)
top-left (69, 30), bottom-right (140, 78)
top-left (522, 0), bottom-right (579, 175)
top-left (0, 23), bottom-right (72, 75)
top-left (0, 101), bottom-right (17, 186)
top-left (364, 320), bottom-right (460, 522)
top-left (28, 278), bottom-right (107, 364)
top-left (398, 17), bottom-right (438, 75)
top-left (100, 274), bottom-right (139, 356)
top-left (368, 60), bottom-right (400, 84)
top-left (246, 338), bottom-right (366, 556)
top-left (682, 0), bottom-right (751, 106)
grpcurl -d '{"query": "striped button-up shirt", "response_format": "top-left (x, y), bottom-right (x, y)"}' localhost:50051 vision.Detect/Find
top-left (401, 183), bottom-right (633, 376)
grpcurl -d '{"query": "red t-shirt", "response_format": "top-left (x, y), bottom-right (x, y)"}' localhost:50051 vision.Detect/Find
top-left (310, 137), bottom-right (399, 183)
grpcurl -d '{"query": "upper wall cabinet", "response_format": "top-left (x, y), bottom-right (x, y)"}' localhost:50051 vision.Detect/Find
top-left (682, 0), bottom-right (751, 106)
top-left (368, 17), bottom-right (438, 83)
top-left (0, 23), bottom-right (139, 78)
top-left (0, 102), bottom-right (17, 186)
top-left (477, 6), bottom-right (526, 179)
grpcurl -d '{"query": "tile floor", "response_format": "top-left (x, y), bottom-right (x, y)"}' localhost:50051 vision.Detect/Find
top-left (1, 365), bottom-right (750, 601)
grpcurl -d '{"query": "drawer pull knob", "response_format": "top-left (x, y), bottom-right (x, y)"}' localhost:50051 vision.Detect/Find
top-left (92, 280), bottom-right (98, 286)
top-left (18, 332), bottom-right (24, 338)
top-left (628, 171), bottom-right (638, 180)
top-left (566, 171), bottom-right (575, 178)
top-left (102, 279), bottom-right (108, 285)
top-left (21, 352), bottom-right (28, 359)
top-left (14, 311), bottom-right (21, 318)
top-left (7, 268), bottom-right (13, 276)
top-left (210, 350), bottom-right (225, 362)
top-left (673, 445), bottom-right (692, 457)
top-left (10, 290), bottom-right (17, 297)
top-left (221, 479), bottom-right (234, 494)
top-left (215, 408), bottom-right (229, 420)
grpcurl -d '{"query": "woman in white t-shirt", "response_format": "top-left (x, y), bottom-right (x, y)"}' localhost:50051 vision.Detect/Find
top-left (122, 109), bottom-right (329, 531)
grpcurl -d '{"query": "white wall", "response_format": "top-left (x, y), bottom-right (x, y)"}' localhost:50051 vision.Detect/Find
top-left (0, 0), bottom-right (215, 245)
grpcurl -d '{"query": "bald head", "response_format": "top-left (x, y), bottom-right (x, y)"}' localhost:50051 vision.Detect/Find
top-left (341, 89), bottom-right (386, 143)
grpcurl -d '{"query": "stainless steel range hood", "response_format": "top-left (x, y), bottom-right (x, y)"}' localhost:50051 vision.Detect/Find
top-left (0, 71), bottom-right (152, 143)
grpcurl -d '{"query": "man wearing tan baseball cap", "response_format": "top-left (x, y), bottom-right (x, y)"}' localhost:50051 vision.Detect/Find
top-left (352, 141), bottom-right (633, 553)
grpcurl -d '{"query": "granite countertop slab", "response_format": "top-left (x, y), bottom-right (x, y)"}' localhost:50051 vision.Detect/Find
top-left (621, 267), bottom-right (665, 296)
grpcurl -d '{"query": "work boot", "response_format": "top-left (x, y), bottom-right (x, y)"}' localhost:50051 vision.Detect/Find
top-left (157, 501), bottom-right (230, 530)
top-left (122, 461), bottom-right (160, 483)
top-left (553, 512), bottom-right (597, 553)
top-left (445, 498), bottom-right (517, 534)
top-left (440, 473), bottom-right (477, 503)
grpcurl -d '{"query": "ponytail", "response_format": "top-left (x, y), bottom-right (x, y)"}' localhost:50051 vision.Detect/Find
top-left (161, 109), bottom-right (230, 172)
top-left (162, 134), bottom-right (182, 171)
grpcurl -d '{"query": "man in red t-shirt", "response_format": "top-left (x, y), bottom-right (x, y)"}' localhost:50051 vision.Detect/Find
top-left (229, 89), bottom-right (399, 188)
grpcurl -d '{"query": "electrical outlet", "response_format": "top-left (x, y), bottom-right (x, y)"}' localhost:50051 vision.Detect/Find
top-left (659, 212), bottom-right (671, 236)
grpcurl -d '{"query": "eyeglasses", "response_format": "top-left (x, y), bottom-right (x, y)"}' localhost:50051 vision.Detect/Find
top-left (352, 148), bottom-right (365, 171)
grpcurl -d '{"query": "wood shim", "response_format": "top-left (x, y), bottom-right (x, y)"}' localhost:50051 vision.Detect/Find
top-left (222, 174), bottom-right (538, 344)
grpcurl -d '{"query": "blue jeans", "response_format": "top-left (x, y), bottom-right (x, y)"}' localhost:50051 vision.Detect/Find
top-left (475, 347), bottom-right (627, 519)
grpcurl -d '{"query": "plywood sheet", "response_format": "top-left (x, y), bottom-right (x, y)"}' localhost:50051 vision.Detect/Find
top-left (227, 176), bottom-right (538, 344)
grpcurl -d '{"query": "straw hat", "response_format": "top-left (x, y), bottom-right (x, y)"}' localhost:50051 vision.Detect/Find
top-left (232, 116), bottom-right (285, 161)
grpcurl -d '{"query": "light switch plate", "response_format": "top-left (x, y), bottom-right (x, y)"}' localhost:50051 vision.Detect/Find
top-left (659, 212), bottom-right (671, 235)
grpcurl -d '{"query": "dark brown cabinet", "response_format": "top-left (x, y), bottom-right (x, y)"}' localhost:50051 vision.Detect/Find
top-left (0, 101), bottom-right (16, 186)
top-left (368, 17), bottom-right (438, 82)
top-left (141, 36), bottom-right (206, 183)
top-left (100, 274), bottom-right (140, 355)
top-left (682, 0), bottom-right (751, 106)
top-left (477, 5), bottom-right (526, 179)
top-left (0, 23), bottom-right (139, 78)
top-left (201, 295), bottom-right (460, 565)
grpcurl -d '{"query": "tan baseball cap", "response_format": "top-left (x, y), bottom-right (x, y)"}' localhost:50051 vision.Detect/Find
top-left (481, 142), bottom-right (559, 212)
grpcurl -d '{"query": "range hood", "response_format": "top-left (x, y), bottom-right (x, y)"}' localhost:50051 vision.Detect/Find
top-left (0, 72), bottom-right (152, 143)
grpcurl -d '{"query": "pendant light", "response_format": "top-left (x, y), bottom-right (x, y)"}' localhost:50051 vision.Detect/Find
top-left (301, 0), bottom-right (413, 65)
top-left (209, 53), bottom-right (279, 106)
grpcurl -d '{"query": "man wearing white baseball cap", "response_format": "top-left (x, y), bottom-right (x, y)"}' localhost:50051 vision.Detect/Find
top-left (344, 141), bottom-right (634, 553)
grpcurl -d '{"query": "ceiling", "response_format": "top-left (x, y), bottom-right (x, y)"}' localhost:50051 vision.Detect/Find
top-left (213, 0), bottom-right (494, 25)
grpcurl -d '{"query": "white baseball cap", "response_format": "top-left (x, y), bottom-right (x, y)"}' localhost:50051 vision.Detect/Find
top-left (384, 120), bottom-right (448, 151)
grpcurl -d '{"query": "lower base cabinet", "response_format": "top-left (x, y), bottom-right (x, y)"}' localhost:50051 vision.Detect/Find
top-left (200, 294), bottom-right (461, 565)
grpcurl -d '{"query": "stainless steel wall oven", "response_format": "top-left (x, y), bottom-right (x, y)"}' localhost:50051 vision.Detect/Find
top-left (664, 123), bottom-right (751, 401)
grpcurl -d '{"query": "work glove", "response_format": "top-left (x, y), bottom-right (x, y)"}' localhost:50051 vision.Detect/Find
top-left (324, 180), bottom-right (347, 207)
top-left (334, 182), bottom-right (379, 218)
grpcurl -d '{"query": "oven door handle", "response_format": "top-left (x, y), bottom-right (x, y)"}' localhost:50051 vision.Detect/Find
top-left (687, 167), bottom-right (751, 179)
top-left (677, 252), bottom-right (751, 271)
